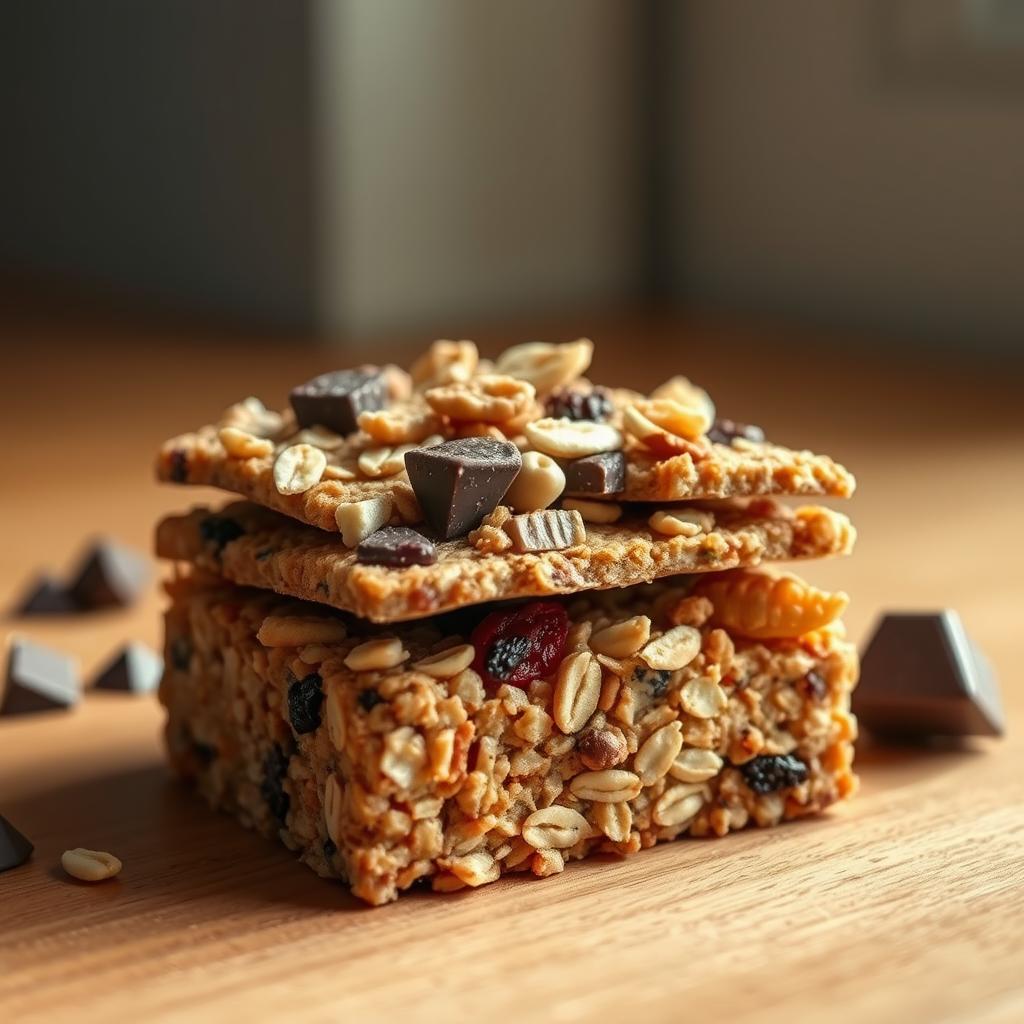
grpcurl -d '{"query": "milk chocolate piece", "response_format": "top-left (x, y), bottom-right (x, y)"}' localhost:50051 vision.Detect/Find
top-left (0, 815), bottom-right (34, 873)
top-left (2, 639), bottom-right (79, 716)
top-left (92, 642), bottom-right (164, 695)
top-left (290, 366), bottom-right (387, 435)
top-left (357, 526), bottom-right (437, 567)
top-left (855, 611), bottom-right (1004, 739)
top-left (14, 573), bottom-right (76, 615)
top-left (68, 539), bottom-right (151, 610)
top-left (405, 438), bottom-right (522, 539)
top-left (562, 450), bottom-right (625, 497)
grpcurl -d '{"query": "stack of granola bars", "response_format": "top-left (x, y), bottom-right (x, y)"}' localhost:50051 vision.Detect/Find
top-left (155, 339), bottom-right (858, 905)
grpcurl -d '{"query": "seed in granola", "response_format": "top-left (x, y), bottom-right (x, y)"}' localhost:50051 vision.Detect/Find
top-left (545, 385), bottom-right (613, 423)
top-left (740, 754), bottom-right (808, 794)
top-left (261, 744), bottom-right (290, 823)
top-left (561, 450), bottom-right (626, 496)
top-left (405, 437), bottom-right (522, 539)
top-left (273, 443), bottom-right (327, 495)
top-left (471, 600), bottom-right (569, 693)
top-left (357, 526), bottom-right (436, 567)
top-left (198, 514), bottom-right (244, 555)
top-left (290, 366), bottom-right (387, 435)
top-left (61, 848), bottom-right (122, 882)
top-left (288, 672), bottom-right (324, 735)
top-left (358, 688), bottom-right (383, 711)
top-left (577, 727), bottom-right (628, 770)
top-left (707, 418), bottom-right (765, 446)
top-left (502, 451), bottom-right (565, 512)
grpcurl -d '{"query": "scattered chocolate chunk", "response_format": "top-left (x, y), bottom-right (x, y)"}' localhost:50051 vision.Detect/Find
top-left (68, 539), bottom-right (151, 610)
top-left (504, 509), bottom-right (585, 553)
top-left (545, 385), bottom-right (613, 423)
top-left (358, 688), bottom-right (383, 711)
top-left (357, 526), bottom-right (437, 567)
top-left (92, 642), bottom-right (164, 695)
top-left (290, 366), bottom-right (387, 435)
top-left (288, 672), bottom-right (324, 735)
top-left (740, 754), bottom-right (808, 793)
top-left (261, 745), bottom-right (291, 823)
top-left (170, 636), bottom-right (192, 671)
top-left (13, 573), bottom-right (76, 615)
top-left (2, 639), bottom-right (79, 716)
top-left (168, 448), bottom-right (189, 483)
top-left (405, 438), bottom-right (522, 539)
top-left (485, 635), bottom-right (532, 682)
top-left (707, 418), bottom-right (765, 446)
top-left (855, 611), bottom-right (1004, 739)
top-left (199, 515), bottom-right (245, 555)
top-left (561, 450), bottom-right (625, 497)
top-left (0, 815), bottom-right (34, 873)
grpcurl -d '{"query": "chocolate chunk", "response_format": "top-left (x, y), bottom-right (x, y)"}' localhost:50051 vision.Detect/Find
top-left (168, 448), bottom-right (189, 482)
top-left (405, 438), bottom-right (522, 539)
top-left (288, 672), bottom-right (324, 735)
top-left (545, 386), bottom-right (613, 423)
top-left (358, 688), bottom-right (383, 711)
top-left (2, 639), bottom-right (79, 716)
top-left (68, 539), bottom-right (151, 610)
top-left (92, 642), bottom-right (164, 695)
top-left (199, 515), bottom-right (245, 555)
top-left (290, 366), bottom-right (387, 435)
top-left (357, 526), bottom-right (437, 566)
top-left (0, 815), bottom-right (34, 873)
top-left (13, 574), bottom-right (76, 615)
top-left (855, 611), bottom-right (1004, 739)
top-left (740, 754), bottom-right (808, 793)
top-left (261, 745), bottom-right (291, 823)
top-left (561, 450), bottom-right (625, 497)
top-left (707, 418), bottom-right (765, 446)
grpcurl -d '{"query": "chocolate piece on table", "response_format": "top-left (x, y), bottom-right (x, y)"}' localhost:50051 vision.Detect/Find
top-left (13, 573), bottom-right (77, 615)
top-left (92, 642), bottom-right (164, 695)
top-left (562, 450), bottom-right (625, 497)
top-left (405, 437), bottom-right (522, 539)
top-left (707, 418), bottom-right (766, 446)
top-left (2, 638), bottom-right (79, 716)
top-left (504, 509), bottom-right (586, 554)
top-left (290, 366), bottom-right (387, 435)
top-left (68, 539), bottom-right (151, 610)
top-left (855, 611), bottom-right (1004, 739)
top-left (357, 526), bottom-right (437, 567)
top-left (545, 385), bottom-right (613, 423)
top-left (0, 814), bottom-right (34, 873)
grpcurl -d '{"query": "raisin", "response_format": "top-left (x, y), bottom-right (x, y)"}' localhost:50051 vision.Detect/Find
top-left (707, 418), bottom-right (766, 446)
top-left (168, 448), bottom-right (188, 483)
top-left (261, 745), bottom-right (291, 823)
top-left (632, 667), bottom-right (673, 696)
top-left (192, 740), bottom-right (217, 765)
top-left (470, 600), bottom-right (570, 693)
top-left (199, 515), bottom-right (245, 555)
top-left (358, 688), bottom-right (383, 711)
top-left (323, 837), bottom-right (337, 861)
top-left (800, 670), bottom-right (828, 700)
top-left (739, 754), bottom-right (808, 794)
top-left (288, 672), bottom-right (324, 735)
top-left (545, 386), bottom-right (613, 423)
top-left (170, 636), bottom-right (192, 671)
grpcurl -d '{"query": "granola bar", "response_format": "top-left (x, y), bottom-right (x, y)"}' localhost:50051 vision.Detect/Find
top-left (156, 498), bottom-right (855, 623)
top-left (160, 570), bottom-right (858, 906)
top-left (156, 339), bottom-right (854, 539)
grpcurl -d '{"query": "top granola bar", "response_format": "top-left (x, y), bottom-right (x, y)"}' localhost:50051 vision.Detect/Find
top-left (157, 339), bottom-right (855, 539)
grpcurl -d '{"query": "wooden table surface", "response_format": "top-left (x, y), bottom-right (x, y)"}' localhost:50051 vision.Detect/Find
top-left (1, 313), bottom-right (1022, 1023)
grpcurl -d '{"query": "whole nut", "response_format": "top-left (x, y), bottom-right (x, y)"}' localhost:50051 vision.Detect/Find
top-left (61, 848), bottom-right (122, 882)
top-left (652, 783), bottom-right (705, 827)
top-left (410, 339), bottom-right (479, 389)
top-left (679, 676), bottom-right (728, 719)
top-left (218, 426), bottom-right (274, 459)
top-left (521, 805), bottom-right (591, 849)
top-left (592, 801), bottom-right (632, 843)
top-left (552, 651), bottom-right (602, 733)
top-left (641, 625), bottom-right (702, 671)
top-left (494, 338), bottom-right (593, 394)
top-left (569, 769), bottom-right (642, 803)
top-left (273, 443), bottom-right (327, 495)
top-left (257, 615), bottom-right (349, 648)
top-left (648, 509), bottom-right (713, 538)
top-left (670, 747), bottom-right (724, 783)
top-left (503, 451), bottom-right (566, 512)
top-left (634, 721), bottom-right (684, 785)
top-left (561, 497), bottom-right (623, 524)
top-left (524, 417), bottom-right (623, 459)
top-left (413, 644), bottom-right (476, 679)
top-left (345, 638), bottom-right (409, 672)
top-left (590, 615), bottom-right (652, 659)
top-left (577, 727), bottom-right (628, 770)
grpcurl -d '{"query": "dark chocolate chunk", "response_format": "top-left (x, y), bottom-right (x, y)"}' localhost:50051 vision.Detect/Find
top-left (0, 815), bottom-right (34, 873)
top-left (92, 642), bottom-right (164, 695)
top-left (13, 574), bottom-right (76, 615)
top-left (170, 636), bottom-right (192, 671)
top-left (707, 418), bottom-right (766, 446)
top-left (358, 688), bottom-right (383, 711)
top-left (357, 526), bottom-right (437, 567)
top-left (288, 672), bottom-right (324, 735)
top-left (261, 745), bottom-right (291, 823)
top-left (855, 611), bottom-right (1004, 739)
top-left (562, 450), bottom-right (625, 497)
top-left (290, 366), bottom-right (387, 435)
top-left (199, 515), bottom-right (245, 555)
top-left (2, 639), bottom-right (79, 716)
top-left (545, 386), bottom-right (613, 423)
top-left (68, 539), bottom-right (151, 610)
top-left (168, 448), bottom-right (189, 483)
top-left (484, 634), bottom-right (532, 682)
top-left (405, 438), bottom-right (522, 539)
top-left (739, 754), bottom-right (808, 794)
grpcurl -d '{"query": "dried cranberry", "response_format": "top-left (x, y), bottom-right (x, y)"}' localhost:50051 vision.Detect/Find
top-left (739, 754), bottom-right (808, 794)
top-left (545, 386), bottom-right (613, 423)
top-left (471, 600), bottom-right (570, 692)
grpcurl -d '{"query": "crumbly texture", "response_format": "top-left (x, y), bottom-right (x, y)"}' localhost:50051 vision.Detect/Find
top-left (155, 498), bottom-right (856, 623)
top-left (160, 575), bottom-right (859, 906)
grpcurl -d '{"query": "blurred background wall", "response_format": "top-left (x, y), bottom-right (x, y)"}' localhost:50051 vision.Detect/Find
top-left (2, 0), bottom-right (1022, 348)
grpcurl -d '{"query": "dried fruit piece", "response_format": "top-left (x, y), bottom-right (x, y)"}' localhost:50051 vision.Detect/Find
top-left (502, 451), bottom-right (565, 512)
top-left (504, 509), bottom-right (586, 554)
top-left (288, 672), bottom-right (324, 735)
top-left (545, 385), bottom-right (613, 422)
top-left (357, 526), bottom-right (436, 567)
top-left (740, 754), bottom-right (808, 793)
top-left (470, 600), bottom-right (569, 693)
top-left (524, 417), bottom-right (623, 459)
top-left (694, 569), bottom-right (849, 640)
top-left (707, 418), bottom-right (765, 446)
top-left (290, 366), bottom-right (387, 435)
top-left (561, 450), bottom-right (625, 496)
top-left (273, 444), bottom-right (327, 495)
top-left (494, 339), bottom-right (593, 394)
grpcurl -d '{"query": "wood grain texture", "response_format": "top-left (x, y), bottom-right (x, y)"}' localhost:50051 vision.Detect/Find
top-left (1, 312), bottom-right (1022, 1024)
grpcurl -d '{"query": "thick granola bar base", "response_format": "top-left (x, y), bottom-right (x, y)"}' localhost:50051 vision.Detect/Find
top-left (160, 575), bottom-right (858, 906)
top-left (155, 499), bottom-right (855, 623)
